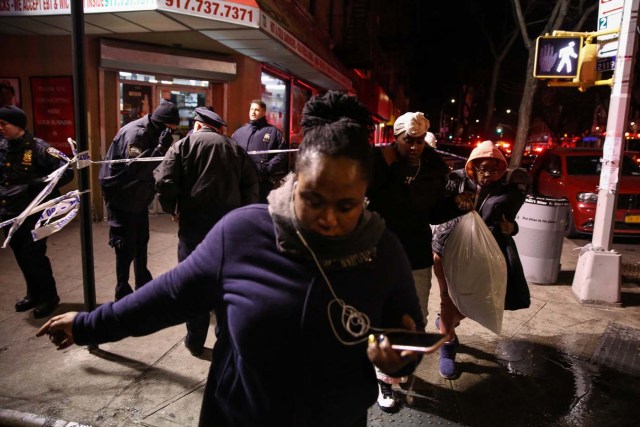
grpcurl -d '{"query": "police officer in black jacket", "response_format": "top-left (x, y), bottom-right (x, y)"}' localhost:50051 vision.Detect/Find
top-left (99, 100), bottom-right (179, 301)
top-left (154, 107), bottom-right (259, 356)
top-left (0, 105), bottom-right (74, 318)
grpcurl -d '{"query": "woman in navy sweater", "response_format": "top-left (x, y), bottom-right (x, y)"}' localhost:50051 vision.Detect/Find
top-left (37, 91), bottom-right (426, 427)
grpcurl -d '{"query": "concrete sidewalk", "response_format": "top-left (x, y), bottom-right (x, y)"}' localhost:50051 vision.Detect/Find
top-left (1, 214), bottom-right (639, 426)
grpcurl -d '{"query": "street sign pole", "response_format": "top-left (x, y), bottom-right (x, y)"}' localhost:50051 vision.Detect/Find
top-left (572, 0), bottom-right (639, 305)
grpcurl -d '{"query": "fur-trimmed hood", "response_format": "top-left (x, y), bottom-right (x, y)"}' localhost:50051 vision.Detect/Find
top-left (465, 140), bottom-right (508, 181)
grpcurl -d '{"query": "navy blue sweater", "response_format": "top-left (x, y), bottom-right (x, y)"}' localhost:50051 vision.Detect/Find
top-left (72, 204), bottom-right (424, 426)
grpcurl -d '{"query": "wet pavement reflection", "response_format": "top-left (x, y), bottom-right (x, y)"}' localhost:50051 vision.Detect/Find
top-left (368, 336), bottom-right (640, 426)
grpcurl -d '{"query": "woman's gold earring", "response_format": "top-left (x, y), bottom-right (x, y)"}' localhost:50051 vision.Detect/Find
top-left (363, 197), bottom-right (369, 208)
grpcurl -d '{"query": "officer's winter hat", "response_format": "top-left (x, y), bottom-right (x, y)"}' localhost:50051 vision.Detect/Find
top-left (151, 100), bottom-right (180, 125)
top-left (0, 105), bottom-right (27, 129)
top-left (194, 107), bottom-right (227, 128)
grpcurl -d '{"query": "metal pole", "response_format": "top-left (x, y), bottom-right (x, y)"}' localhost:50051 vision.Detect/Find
top-left (70, 1), bottom-right (97, 314)
top-left (591, 0), bottom-right (639, 250)
top-left (572, 0), bottom-right (638, 305)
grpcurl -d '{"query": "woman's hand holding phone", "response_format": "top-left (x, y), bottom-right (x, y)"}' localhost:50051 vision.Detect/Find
top-left (384, 330), bottom-right (447, 354)
top-left (367, 331), bottom-right (416, 375)
top-left (366, 314), bottom-right (441, 375)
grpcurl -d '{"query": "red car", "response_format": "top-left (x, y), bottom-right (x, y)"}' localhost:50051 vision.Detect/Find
top-left (529, 147), bottom-right (640, 237)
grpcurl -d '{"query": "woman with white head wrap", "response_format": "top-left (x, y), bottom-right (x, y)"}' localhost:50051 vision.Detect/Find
top-left (366, 111), bottom-right (472, 411)
top-left (392, 112), bottom-right (430, 138)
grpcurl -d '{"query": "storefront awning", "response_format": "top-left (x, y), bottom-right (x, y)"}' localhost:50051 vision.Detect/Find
top-left (100, 39), bottom-right (237, 81)
top-left (0, 0), bottom-right (352, 91)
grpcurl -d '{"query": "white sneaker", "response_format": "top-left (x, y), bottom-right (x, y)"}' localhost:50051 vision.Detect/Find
top-left (377, 381), bottom-right (396, 412)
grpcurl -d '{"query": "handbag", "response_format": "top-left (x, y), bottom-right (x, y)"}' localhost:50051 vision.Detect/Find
top-left (502, 237), bottom-right (531, 310)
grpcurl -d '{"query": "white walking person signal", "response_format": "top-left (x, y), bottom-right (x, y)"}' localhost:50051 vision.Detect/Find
top-left (556, 41), bottom-right (578, 73)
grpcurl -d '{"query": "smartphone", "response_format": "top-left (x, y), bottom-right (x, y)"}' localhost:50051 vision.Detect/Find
top-left (384, 330), bottom-right (448, 353)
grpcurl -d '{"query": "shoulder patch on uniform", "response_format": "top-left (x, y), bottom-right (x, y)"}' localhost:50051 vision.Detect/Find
top-left (46, 146), bottom-right (65, 159)
top-left (128, 145), bottom-right (142, 158)
top-left (263, 134), bottom-right (271, 142)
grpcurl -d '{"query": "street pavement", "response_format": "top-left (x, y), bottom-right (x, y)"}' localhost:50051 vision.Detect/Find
top-left (1, 213), bottom-right (639, 427)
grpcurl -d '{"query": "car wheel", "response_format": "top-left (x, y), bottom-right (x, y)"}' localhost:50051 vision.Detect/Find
top-left (565, 209), bottom-right (578, 238)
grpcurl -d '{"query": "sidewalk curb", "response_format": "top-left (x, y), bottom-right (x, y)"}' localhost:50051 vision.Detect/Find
top-left (0, 408), bottom-right (90, 427)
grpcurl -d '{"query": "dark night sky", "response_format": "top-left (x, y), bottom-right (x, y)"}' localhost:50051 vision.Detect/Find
top-left (407, 0), bottom-right (528, 120)
top-left (401, 0), bottom-right (606, 136)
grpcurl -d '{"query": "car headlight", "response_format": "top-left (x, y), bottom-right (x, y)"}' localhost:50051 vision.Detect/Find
top-left (577, 192), bottom-right (598, 202)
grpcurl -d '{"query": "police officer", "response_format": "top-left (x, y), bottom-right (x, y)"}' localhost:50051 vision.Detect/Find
top-left (231, 99), bottom-right (288, 202)
top-left (0, 105), bottom-right (74, 318)
top-left (99, 100), bottom-right (179, 301)
top-left (154, 107), bottom-right (259, 356)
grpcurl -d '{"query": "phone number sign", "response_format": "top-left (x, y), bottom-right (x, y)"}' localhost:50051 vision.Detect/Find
top-left (160, 0), bottom-right (259, 27)
top-left (0, 0), bottom-right (258, 26)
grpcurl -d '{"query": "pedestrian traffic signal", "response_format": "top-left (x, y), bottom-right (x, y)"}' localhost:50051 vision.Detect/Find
top-left (534, 36), bottom-right (584, 79)
top-left (533, 34), bottom-right (610, 91)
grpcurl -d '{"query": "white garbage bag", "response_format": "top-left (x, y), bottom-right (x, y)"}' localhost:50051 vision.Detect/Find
top-left (442, 211), bottom-right (507, 335)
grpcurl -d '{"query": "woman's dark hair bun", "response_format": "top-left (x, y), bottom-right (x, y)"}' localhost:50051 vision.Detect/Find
top-left (301, 91), bottom-right (373, 133)
top-left (295, 91), bottom-right (374, 180)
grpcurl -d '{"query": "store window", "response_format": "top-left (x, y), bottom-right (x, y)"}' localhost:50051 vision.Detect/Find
top-left (119, 72), bottom-right (210, 138)
top-left (160, 89), bottom-right (207, 138)
top-left (259, 69), bottom-right (318, 172)
top-left (119, 72), bottom-right (210, 88)
top-left (291, 83), bottom-right (312, 148)
top-left (260, 71), bottom-right (288, 136)
top-left (120, 82), bottom-right (152, 126)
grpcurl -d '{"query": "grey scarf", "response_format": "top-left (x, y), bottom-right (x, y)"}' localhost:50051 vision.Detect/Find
top-left (267, 173), bottom-right (386, 270)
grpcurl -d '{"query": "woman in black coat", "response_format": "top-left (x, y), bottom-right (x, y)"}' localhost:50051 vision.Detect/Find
top-left (431, 140), bottom-right (530, 380)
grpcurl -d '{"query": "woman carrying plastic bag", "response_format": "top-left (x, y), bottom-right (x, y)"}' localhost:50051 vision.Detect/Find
top-left (431, 140), bottom-right (530, 379)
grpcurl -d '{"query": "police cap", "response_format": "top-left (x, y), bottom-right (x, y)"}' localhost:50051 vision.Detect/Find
top-left (194, 107), bottom-right (227, 128)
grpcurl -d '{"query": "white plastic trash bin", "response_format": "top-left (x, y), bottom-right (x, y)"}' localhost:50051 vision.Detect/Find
top-left (513, 195), bottom-right (569, 284)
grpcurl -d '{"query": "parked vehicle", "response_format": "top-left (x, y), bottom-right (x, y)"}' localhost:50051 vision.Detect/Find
top-left (529, 147), bottom-right (640, 237)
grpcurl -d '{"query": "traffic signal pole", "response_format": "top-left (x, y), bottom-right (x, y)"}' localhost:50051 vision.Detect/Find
top-left (572, 0), bottom-right (639, 305)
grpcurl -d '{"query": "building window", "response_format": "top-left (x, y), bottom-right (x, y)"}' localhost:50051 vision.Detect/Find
top-left (260, 71), bottom-right (289, 135)
top-left (118, 72), bottom-right (209, 87)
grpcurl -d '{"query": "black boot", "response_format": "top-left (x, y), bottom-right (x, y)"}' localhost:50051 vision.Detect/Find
top-left (33, 296), bottom-right (60, 318)
top-left (15, 296), bottom-right (37, 312)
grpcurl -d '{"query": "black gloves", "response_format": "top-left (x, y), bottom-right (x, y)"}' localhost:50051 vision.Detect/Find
top-left (156, 128), bottom-right (174, 155)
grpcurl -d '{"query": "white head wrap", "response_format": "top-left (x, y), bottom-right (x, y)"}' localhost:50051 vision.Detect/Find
top-left (424, 132), bottom-right (437, 148)
top-left (393, 112), bottom-right (430, 137)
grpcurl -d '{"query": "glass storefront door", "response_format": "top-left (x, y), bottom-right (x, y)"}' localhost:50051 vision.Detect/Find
top-left (118, 72), bottom-right (211, 138)
top-left (159, 87), bottom-right (208, 139)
